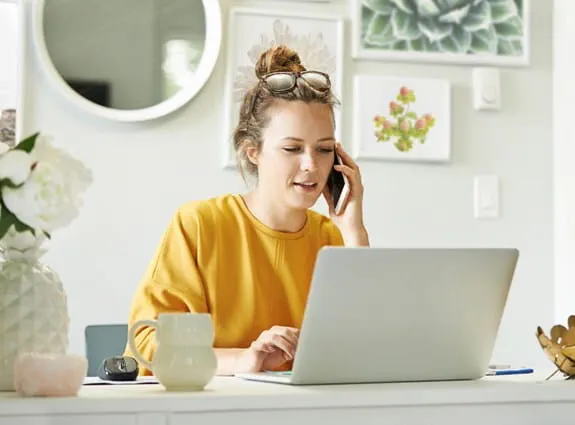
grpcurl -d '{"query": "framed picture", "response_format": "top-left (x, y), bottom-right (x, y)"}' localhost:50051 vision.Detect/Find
top-left (352, 0), bottom-right (530, 66)
top-left (352, 74), bottom-right (451, 163)
top-left (221, 7), bottom-right (344, 169)
top-left (0, 0), bottom-right (26, 147)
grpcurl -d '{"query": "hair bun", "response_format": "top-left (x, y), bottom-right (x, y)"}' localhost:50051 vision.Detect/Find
top-left (255, 45), bottom-right (306, 79)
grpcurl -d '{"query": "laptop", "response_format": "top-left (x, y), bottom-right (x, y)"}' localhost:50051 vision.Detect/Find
top-left (235, 247), bottom-right (519, 385)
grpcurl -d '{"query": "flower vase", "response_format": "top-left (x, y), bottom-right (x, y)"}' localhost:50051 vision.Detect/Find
top-left (0, 250), bottom-right (69, 391)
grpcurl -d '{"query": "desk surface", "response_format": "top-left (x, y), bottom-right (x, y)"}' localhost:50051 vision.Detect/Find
top-left (0, 373), bottom-right (573, 417)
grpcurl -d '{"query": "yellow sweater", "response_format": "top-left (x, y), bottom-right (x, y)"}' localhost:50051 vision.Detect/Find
top-left (124, 193), bottom-right (344, 375)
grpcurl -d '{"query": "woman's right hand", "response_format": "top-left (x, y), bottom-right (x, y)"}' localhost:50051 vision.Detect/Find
top-left (236, 326), bottom-right (299, 373)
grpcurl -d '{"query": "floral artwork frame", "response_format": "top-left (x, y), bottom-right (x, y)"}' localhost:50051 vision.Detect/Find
top-left (0, 0), bottom-right (26, 148)
top-left (351, 0), bottom-right (530, 66)
top-left (221, 7), bottom-right (344, 169)
top-left (352, 74), bottom-right (451, 163)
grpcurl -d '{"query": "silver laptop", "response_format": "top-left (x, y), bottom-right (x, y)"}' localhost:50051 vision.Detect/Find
top-left (235, 247), bottom-right (519, 385)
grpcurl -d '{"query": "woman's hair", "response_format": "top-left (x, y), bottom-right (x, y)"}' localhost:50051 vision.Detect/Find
top-left (232, 45), bottom-right (340, 179)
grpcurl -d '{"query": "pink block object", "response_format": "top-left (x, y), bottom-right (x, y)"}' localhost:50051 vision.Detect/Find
top-left (14, 352), bottom-right (87, 397)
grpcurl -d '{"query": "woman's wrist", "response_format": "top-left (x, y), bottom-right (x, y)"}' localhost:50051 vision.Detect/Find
top-left (342, 226), bottom-right (370, 247)
top-left (214, 348), bottom-right (248, 375)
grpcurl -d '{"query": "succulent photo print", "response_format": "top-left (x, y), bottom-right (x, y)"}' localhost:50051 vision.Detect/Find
top-left (352, 74), bottom-right (451, 163)
top-left (353, 0), bottom-right (529, 65)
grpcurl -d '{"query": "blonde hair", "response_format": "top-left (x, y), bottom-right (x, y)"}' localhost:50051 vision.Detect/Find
top-left (232, 45), bottom-right (339, 180)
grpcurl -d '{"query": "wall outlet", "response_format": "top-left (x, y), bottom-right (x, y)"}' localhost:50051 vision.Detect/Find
top-left (474, 175), bottom-right (499, 219)
top-left (472, 68), bottom-right (501, 111)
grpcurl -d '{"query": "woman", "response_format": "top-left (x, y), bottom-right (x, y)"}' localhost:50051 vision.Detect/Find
top-left (125, 45), bottom-right (370, 376)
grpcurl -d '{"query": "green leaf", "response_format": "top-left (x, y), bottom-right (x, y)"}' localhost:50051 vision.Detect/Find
top-left (406, 36), bottom-right (433, 51)
top-left (426, 40), bottom-right (442, 51)
top-left (462, 0), bottom-right (491, 32)
top-left (14, 132), bottom-right (38, 154)
top-left (0, 218), bottom-right (12, 240)
top-left (14, 219), bottom-right (33, 233)
top-left (494, 16), bottom-right (523, 40)
top-left (418, 18), bottom-right (453, 43)
top-left (406, 112), bottom-right (418, 119)
top-left (438, 3), bottom-right (472, 24)
top-left (390, 40), bottom-right (410, 50)
top-left (437, 25), bottom-right (472, 53)
top-left (489, 0), bottom-right (519, 23)
top-left (389, 0), bottom-right (416, 14)
top-left (497, 38), bottom-right (522, 55)
top-left (361, 5), bottom-right (375, 36)
top-left (436, 0), bottom-right (473, 8)
top-left (0, 178), bottom-right (23, 189)
top-left (363, 12), bottom-right (396, 46)
top-left (416, 0), bottom-right (441, 16)
top-left (469, 25), bottom-right (498, 53)
top-left (362, 0), bottom-right (395, 14)
top-left (0, 201), bottom-right (16, 240)
top-left (391, 8), bottom-right (420, 40)
top-left (391, 105), bottom-right (405, 116)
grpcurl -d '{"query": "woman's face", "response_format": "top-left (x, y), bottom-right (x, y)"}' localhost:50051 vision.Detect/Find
top-left (250, 100), bottom-right (336, 212)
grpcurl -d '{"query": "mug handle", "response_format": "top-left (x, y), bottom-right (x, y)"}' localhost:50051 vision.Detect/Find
top-left (128, 319), bottom-right (157, 372)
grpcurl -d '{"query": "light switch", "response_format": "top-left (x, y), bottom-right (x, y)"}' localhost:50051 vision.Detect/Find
top-left (472, 68), bottom-right (501, 111)
top-left (474, 175), bottom-right (499, 219)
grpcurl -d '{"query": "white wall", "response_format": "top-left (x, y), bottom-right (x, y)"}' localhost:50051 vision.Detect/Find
top-left (17, 0), bottom-right (554, 370)
top-left (553, 0), bottom-right (575, 325)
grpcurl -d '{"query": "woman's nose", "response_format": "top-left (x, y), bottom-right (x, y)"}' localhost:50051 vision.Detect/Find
top-left (300, 152), bottom-right (318, 172)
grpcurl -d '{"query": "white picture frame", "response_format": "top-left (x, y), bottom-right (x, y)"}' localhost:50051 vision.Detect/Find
top-left (352, 74), bottom-right (451, 163)
top-left (351, 0), bottom-right (530, 67)
top-left (0, 0), bottom-right (27, 146)
top-left (221, 7), bottom-right (344, 169)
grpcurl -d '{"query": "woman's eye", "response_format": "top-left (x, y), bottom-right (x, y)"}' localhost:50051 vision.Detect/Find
top-left (319, 148), bottom-right (335, 153)
top-left (283, 147), bottom-right (300, 152)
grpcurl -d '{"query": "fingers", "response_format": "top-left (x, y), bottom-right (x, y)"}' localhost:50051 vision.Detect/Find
top-left (335, 143), bottom-right (360, 172)
top-left (253, 326), bottom-right (299, 360)
top-left (334, 164), bottom-right (363, 198)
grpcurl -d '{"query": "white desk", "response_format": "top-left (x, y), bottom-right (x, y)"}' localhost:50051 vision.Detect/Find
top-left (0, 374), bottom-right (574, 425)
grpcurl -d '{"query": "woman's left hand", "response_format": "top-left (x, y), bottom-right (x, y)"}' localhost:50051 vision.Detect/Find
top-left (322, 143), bottom-right (369, 247)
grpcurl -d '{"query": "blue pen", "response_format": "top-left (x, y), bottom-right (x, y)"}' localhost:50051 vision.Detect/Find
top-left (486, 367), bottom-right (534, 376)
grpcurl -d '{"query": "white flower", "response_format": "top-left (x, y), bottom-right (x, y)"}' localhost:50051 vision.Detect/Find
top-left (0, 143), bottom-right (10, 156)
top-left (2, 135), bottom-right (92, 232)
top-left (0, 150), bottom-right (32, 185)
top-left (233, 19), bottom-right (337, 103)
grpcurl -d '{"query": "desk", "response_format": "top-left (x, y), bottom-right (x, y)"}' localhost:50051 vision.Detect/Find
top-left (0, 374), bottom-right (574, 425)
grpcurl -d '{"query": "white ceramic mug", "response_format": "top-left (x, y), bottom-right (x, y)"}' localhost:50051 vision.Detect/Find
top-left (128, 312), bottom-right (217, 391)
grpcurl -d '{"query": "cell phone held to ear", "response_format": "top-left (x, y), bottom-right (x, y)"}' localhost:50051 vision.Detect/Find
top-left (327, 153), bottom-right (351, 215)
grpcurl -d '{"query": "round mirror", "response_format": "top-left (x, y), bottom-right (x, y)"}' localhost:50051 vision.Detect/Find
top-left (32, 0), bottom-right (221, 122)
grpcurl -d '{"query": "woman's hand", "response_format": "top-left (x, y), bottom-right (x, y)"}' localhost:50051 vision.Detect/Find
top-left (323, 143), bottom-right (370, 247)
top-left (235, 326), bottom-right (299, 373)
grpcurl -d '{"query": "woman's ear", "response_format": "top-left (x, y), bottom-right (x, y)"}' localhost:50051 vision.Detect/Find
top-left (243, 140), bottom-right (259, 166)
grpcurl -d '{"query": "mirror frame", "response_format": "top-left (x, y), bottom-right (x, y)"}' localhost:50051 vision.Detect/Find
top-left (31, 0), bottom-right (222, 122)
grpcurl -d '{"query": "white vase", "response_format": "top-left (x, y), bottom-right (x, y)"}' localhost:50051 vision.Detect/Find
top-left (0, 254), bottom-right (69, 391)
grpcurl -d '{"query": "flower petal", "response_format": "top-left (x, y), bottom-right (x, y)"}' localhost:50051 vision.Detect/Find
top-left (0, 150), bottom-right (32, 185)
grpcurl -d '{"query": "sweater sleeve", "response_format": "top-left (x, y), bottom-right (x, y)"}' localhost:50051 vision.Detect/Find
top-left (124, 205), bottom-right (209, 375)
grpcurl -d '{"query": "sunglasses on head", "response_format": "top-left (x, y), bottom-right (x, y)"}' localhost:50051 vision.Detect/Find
top-left (259, 70), bottom-right (331, 93)
top-left (246, 70), bottom-right (332, 117)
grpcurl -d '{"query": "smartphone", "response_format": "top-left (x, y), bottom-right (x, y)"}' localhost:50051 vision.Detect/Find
top-left (327, 153), bottom-right (350, 214)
